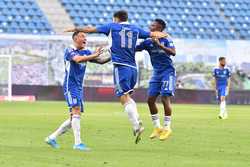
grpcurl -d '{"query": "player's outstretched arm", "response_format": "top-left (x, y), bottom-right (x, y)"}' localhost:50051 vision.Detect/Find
top-left (90, 55), bottom-right (111, 64)
top-left (90, 48), bottom-right (111, 64)
top-left (64, 26), bottom-right (97, 33)
top-left (72, 47), bottom-right (103, 63)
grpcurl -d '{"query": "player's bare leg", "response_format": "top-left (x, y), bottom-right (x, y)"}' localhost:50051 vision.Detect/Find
top-left (219, 96), bottom-right (227, 119)
top-left (120, 94), bottom-right (144, 144)
top-left (147, 96), bottom-right (159, 115)
top-left (147, 96), bottom-right (162, 139)
top-left (159, 96), bottom-right (172, 141)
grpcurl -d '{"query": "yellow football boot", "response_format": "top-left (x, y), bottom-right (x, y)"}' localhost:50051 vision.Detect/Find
top-left (159, 128), bottom-right (172, 141)
top-left (149, 127), bottom-right (162, 139)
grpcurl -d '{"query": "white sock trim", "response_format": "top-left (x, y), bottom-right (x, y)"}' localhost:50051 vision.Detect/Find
top-left (151, 114), bottom-right (161, 128)
top-left (163, 116), bottom-right (171, 129)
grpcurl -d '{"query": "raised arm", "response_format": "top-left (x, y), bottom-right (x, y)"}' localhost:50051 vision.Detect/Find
top-left (64, 26), bottom-right (97, 33)
top-left (65, 23), bottom-right (112, 36)
top-left (90, 56), bottom-right (111, 64)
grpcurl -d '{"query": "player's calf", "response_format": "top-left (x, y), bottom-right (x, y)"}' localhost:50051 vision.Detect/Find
top-left (122, 94), bottom-right (144, 143)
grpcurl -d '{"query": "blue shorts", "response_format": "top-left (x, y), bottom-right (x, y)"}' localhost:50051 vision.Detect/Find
top-left (217, 86), bottom-right (228, 100)
top-left (113, 65), bottom-right (137, 97)
top-left (64, 90), bottom-right (84, 112)
top-left (148, 70), bottom-right (176, 97)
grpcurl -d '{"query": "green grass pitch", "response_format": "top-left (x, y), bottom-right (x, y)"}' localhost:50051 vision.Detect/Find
top-left (0, 101), bottom-right (249, 167)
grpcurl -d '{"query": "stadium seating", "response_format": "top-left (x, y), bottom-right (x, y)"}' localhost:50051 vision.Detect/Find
top-left (0, 0), bottom-right (249, 39)
top-left (216, 0), bottom-right (250, 39)
top-left (59, 0), bottom-right (250, 40)
top-left (0, 0), bottom-right (54, 34)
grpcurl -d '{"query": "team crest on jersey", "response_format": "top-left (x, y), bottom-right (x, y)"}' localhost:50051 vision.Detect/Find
top-left (223, 70), bottom-right (227, 74)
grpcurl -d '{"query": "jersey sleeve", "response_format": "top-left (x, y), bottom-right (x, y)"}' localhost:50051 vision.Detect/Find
top-left (137, 27), bottom-right (150, 39)
top-left (96, 23), bottom-right (112, 36)
top-left (64, 48), bottom-right (78, 61)
top-left (136, 40), bottom-right (147, 51)
top-left (164, 38), bottom-right (175, 48)
top-left (212, 68), bottom-right (216, 77)
top-left (86, 49), bottom-right (92, 56)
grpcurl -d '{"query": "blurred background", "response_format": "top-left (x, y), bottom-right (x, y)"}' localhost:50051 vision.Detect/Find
top-left (0, 0), bottom-right (250, 104)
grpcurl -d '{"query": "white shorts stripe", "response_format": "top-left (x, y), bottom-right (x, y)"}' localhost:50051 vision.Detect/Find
top-left (169, 75), bottom-right (173, 91)
top-left (67, 92), bottom-right (73, 105)
top-left (114, 67), bottom-right (122, 92)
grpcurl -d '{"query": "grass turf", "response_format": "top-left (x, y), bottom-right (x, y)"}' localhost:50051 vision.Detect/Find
top-left (0, 101), bottom-right (249, 167)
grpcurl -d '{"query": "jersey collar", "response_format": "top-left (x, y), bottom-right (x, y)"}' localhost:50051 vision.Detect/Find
top-left (218, 65), bottom-right (228, 69)
top-left (70, 44), bottom-right (85, 51)
top-left (119, 21), bottom-right (129, 24)
top-left (70, 44), bottom-right (77, 50)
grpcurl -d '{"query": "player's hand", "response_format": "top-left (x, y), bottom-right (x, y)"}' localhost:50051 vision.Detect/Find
top-left (64, 28), bottom-right (76, 32)
top-left (94, 47), bottom-right (104, 56)
top-left (152, 38), bottom-right (161, 45)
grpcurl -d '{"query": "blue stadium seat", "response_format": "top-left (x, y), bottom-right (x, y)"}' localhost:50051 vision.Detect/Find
top-left (0, 0), bottom-right (53, 34)
top-left (56, 0), bottom-right (250, 40)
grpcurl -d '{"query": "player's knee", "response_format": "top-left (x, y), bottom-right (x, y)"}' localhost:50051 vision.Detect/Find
top-left (161, 96), bottom-right (170, 105)
top-left (72, 106), bottom-right (81, 115)
top-left (161, 96), bottom-right (167, 102)
top-left (147, 96), bottom-right (156, 105)
top-left (120, 94), bottom-right (130, 105)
